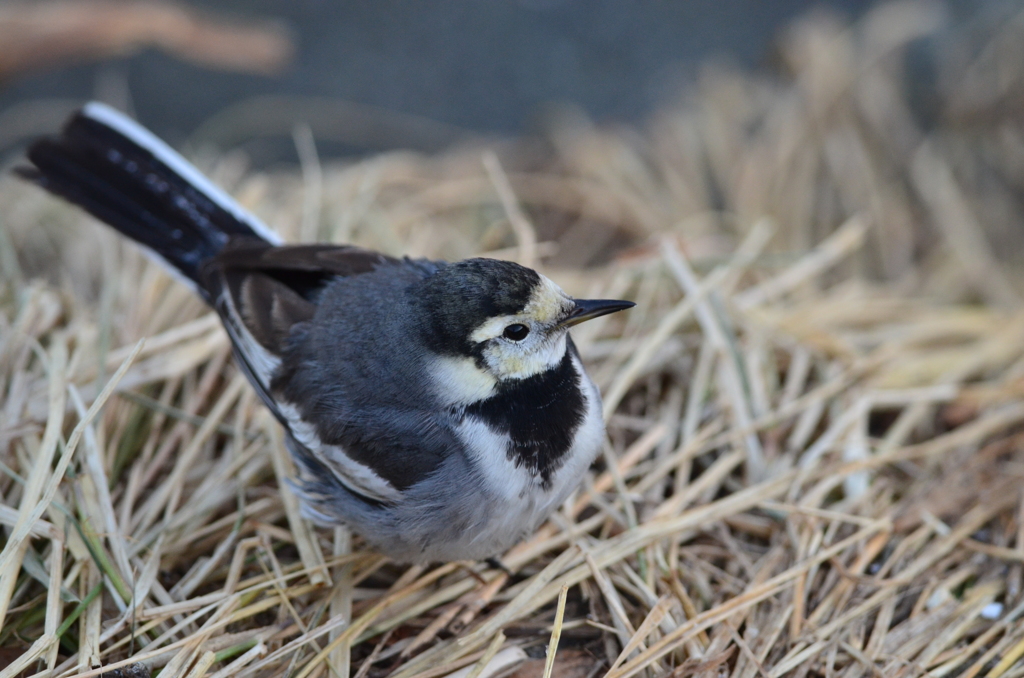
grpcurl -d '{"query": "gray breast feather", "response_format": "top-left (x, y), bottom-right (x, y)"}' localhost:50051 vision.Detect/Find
top-left (289, 433), bottom-right (519, 564)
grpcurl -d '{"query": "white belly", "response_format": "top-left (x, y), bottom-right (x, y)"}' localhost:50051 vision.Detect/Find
top-left (451, 357), bottom-right (605, 559)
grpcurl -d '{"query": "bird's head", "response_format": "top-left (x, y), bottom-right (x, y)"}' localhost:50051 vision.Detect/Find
top-left (417, 258), bottom-right (633, 404)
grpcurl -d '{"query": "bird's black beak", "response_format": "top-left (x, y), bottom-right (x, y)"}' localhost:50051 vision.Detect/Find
top-left (558, 298), bottom-right (636, 328)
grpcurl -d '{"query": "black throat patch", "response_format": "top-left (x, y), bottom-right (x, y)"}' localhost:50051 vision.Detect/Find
top-left (463, 349), bottom-right (587, 489)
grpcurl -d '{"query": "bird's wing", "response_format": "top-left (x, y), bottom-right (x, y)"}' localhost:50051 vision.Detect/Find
top-left (201, 240), bottom-right (416, 505)
top-left (17, 103), bottom-right (419, 510)
top-left (199, 239), bottom-right (396, 412)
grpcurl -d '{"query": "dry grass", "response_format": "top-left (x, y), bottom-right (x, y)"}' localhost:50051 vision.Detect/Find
top-left (4, 1), bottom-right (1024, 676)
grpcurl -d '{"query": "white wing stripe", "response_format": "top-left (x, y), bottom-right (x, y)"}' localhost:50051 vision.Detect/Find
top-left (277, 401), bottom-right (404, 504)
top-left (215, 289), bottom-right (282, 386)
top-left (212, 281), bottom-right (402, 504)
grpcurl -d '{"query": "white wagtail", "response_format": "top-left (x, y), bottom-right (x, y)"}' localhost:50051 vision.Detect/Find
top-left (17, 103), bottom-right (634, 564)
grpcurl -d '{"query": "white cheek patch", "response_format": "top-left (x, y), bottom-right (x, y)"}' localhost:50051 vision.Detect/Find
top-left (483, 333), bottom-right (567, 381)
top-left (429, 355), bottom-right (497, 406)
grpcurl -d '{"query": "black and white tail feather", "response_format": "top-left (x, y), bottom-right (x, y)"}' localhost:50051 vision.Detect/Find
top-left (18, 103), bottom-right (402, 529)
top-left (20, 102), bottom-right (283, 287)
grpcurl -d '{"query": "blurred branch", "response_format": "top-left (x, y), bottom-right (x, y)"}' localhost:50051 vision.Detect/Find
top-left (0, 0), bottom-right (293, 80)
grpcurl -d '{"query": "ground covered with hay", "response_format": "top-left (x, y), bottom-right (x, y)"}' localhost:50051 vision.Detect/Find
top-left (4, 2), bottom-right (1024, 677)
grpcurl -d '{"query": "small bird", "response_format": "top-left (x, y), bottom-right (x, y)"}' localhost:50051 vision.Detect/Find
top-left (18, 103), bottom-right (634, 564)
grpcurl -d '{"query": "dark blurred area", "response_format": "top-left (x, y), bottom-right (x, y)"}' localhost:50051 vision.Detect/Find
top-left (0, 0), bottom-right (996, 165)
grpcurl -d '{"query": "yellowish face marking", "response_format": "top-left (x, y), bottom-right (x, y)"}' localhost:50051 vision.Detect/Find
top-left (469, 275), bottom-right (575, 381)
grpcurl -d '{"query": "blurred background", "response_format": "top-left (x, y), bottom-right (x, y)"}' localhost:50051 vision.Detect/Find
top-left (0, 0), bottom-right (1003, 163)
top-left (3, 0), bottom-right (1024, 290)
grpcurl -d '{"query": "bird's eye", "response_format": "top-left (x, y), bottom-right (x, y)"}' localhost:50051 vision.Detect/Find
top-left (502, 324), bottom-right (530, 341)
